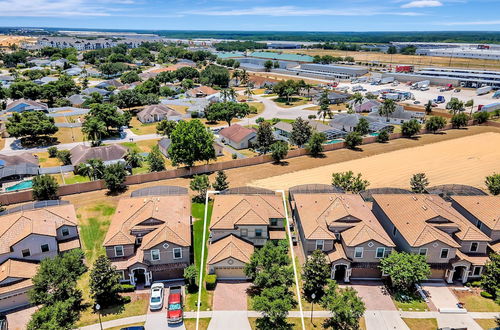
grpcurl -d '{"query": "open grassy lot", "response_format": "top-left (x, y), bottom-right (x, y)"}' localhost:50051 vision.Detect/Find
top-left (453, 289), bottom-right (500, 312)
top-left (129, 117), bottom-right (158, 135)
top-left (168, 104), bottom-right (189, 114)
top-left (273, 96), bottom-right (310, 108)
top-left (474, 318), bottom-right (499, 330)
top-left (120, 139), bottom-right (160, 154)
top-left (186, 202), bottom-right (214, 312)
top-left (53, 126), bottom-right (84, 144)
top-left (279, 48), bottom-right (500, 71)
top-left (249, 317), bottom-right (366, 330)
top-left (184, 318), bottom-right (211, 330)
top-left (402, 318), bottom-right (438, 330)
top-left (393, 295), bottom-right (429, 312)
top-left (247, 102), bottom-right (265, 117)
top-left (35, 151), bottom-right (63, 167)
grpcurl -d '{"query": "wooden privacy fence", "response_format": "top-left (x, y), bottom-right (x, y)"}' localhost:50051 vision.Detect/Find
top-left (0, 120), bottom-right (482, 206)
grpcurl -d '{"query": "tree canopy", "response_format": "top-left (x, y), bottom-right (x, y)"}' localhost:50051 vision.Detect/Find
top-left (6, 111), bottom-right (58, 141)
top-left (379, 251), bottom-right (430, 292)
top-left (410, 173), bottom-right (429, 193)
top-left (32, 175), bottom-right (59, 201)
top-left (168, 120), bottom-right (216, 167)
top-left (332, 171), bottom-right (369, 193)
top-left (290, 117), bottom-right (312, 147)
top-left (205, 102), bottom-right (250, 126)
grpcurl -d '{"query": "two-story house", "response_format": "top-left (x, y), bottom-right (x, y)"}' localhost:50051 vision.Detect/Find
top-left (0, 204), bottom-right (80, 312)
top-left (103, 194), bottom-right (192, 287)
top-left (291, 193), bottom-right (395, 282)
top-left (451, 196), bottom-right (500, 254)
top-left (372, 194), bottom-right (491, 284)
top-left (207, 193), bottom-right (286, 280)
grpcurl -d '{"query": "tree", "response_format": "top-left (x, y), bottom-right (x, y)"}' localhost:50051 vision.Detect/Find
top-left (184, 264), bottom-right (199, 293)
top-left (32, 175), bottom-right (59, 201)
top-left (332, 171), bottom-right (369, 193)
top-left (376, 130), bottom-right (389, 143)
top-left (120, 70), bottom-right (141, 84)
top-left (351, 92), bottom-right (364, 111)
top-left (256, 121), bottom-right (274, 154)
top-left (82, 91), bottom-right (103, 107)
top-left (253, 286), bottom-right (296, 330)
top-left (307, 131), bottom-right (326, 157)
top-left (321, 280), bottom-right (366, 330)
top-left (103, 163), bottom-right (127, 193)
top-left (303, 250), bottom-right (330, 306)
top-left (485, 173), bottom-right (500, 195)
top-left (425, 100), bottom-right (433, 115)
top-left (190, 174), bottom-right (210, 202)
top-left (474, 111), bottom-right (490, 124)
top-left (112, 89), bottom-right (143, 109)
top-left (90, 255), bottom-right (121, 308)
top-left (205, 102), bottom-right (250, 126)
top-left (270, 141), bottom-right (289, 163)
top-left (425, 116), bottom-right (446, 133)
top-left (82, 116), bottom-right (107, 146)
top-left (87, 103), bottom-right (130, 133)
top-left (200, 64), bottom-right (229, 87)
top-left (354, 117), bottom-right (370, 135)
top-left (6, 111), bottom-right (58, 141)
top-left (379, 251), bottom-right (430, 293)
top-left (147, 145), bottom-right (165, 172)
top-left (244, 87), bottom-right (254, 100)
top-left (451, 112), bottom-right (469, 128)
top-left (379, 99), bottom-right (396, 122)
top-left (76, 158), bottom-right (105, 181)
top-left (290, 117), bottom-right (312, 147)
top-left (56, 150), bottom-right (72, 165)
top-left (156, 119), bottom-right (177, 137)
top-left (125, 149), bottom-right (142, 169)
top-left (264, 60), bottom-right (273, 72)
top-left (465, 99), bottom-right (474, 116)
top-left (401, 119), bottom-right (421, 138)
top-left (273, 80), bottom-right (299, 102)
top-left (168, 120), bottom-right (216, 167)
top-left (410, 173), bottom-right (429, 193)
top-left (481, 253), bottom-right (499, 298)
top-left (317, 91), bottom-right (332, 122)
top-left (344, 131), bottom-right (363, 149)
top-left (387, 45), bottom-right (397, 54)
top-left (213, 170), bottom-right (229, 191)
top-left (447, 97), bottom-right (464, 115)
top-left (28, 298), bottom-right (82, 330)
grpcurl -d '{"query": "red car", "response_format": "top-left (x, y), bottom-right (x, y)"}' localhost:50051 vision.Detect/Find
top-left (167, 286), bottom-right (183, 324)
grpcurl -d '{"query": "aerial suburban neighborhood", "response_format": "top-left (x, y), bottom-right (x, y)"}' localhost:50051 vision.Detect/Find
top-left (0, 2), bottom-right (499, 329)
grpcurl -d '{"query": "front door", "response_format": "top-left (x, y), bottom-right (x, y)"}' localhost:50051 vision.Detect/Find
top-left (134, 268), bottom-right (146, 285)
top-left (333, 265), bottom-right (347, 282)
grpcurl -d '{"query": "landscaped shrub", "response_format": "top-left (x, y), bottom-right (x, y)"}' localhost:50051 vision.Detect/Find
top-left (121, 295), bottom-right (132, 304)
top-left (47, 146), bottom-right (58, 158)
top-left (118, 284), bottom-right (136, 292)
top-left (474, 111), bottom-right (490, 124)
top-left (206, 274), bottom-right (217, 290)
top-left (376, 130), bottom-right (389, 143)
top-left (470, 281), bottom-right (482, 288)
top-left (480, 291), bottom-right (493, 299)
top-left (232, 153), bottom-right (237, 159)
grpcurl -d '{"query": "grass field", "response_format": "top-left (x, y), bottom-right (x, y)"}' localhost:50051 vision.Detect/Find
top-left (35, 151), bottom-right (63, 167)
top-left (120, 139), bottom-right (160, 153)
top-left (184, 318), bottom-right (211, 330)
top-left (402, 318), bottom-right (438, 330)
top-left (453, 289), bottom-right (500, 312)
top-left (250, 132), bottom-right (500, 191)
top-left (273, 96), bottom-right (310, 108)
top-left (53, 126), bottom-right (85, 144)
top-left (279, 48), bottom-right (500, 71)
top-left (474, 318), bottom-right (499, 329)
top-left (129, 117), bottom-right (158, 135)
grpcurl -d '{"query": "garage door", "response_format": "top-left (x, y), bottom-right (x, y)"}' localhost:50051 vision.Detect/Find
top-left (215, 267), bottom-right (246, 280)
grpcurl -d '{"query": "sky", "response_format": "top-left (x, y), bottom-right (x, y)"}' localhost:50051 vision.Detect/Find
top-left (0, 0), bottom-right (499, 31)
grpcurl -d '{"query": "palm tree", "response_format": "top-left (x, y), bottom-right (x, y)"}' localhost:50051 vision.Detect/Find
top-left (303, 83), bottom-right (313, 100)
top-left (317, 90), bottom-right (332, 123)
top-left (425, 100), bottom-right (433, 115)
top-left (82, 117), bottom-right (107, 146)
top-left (77, 158), bottom-right (105, 181)
top-left (232, 70), bottom-right (241, 86)
top-left (447, 98), bottom-right (464, 115)
top-left (244, 87), bottom-right (254, 101)
top-left (227, 88), bottom-right (237, 101)
top-left (351, 92), bottom-right (364, 112)
top-left (379, 99), bottom-right (396, 122)
top-left (126, 149), bottom-right (142, 169)
top-left (465, 99), bottom-right (474, 117)
top-left (284, 87), bottom-right (295, 105)
top-left (241, 69), bottom-right (249, 85)
top-left (220, 89), bottom-right (229, 102)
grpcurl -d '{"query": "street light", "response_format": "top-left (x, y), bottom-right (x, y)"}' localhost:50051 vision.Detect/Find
top-left (95, 304), bottom-right (103, 330)
top-left (311, 293), bottom-right (316, 323)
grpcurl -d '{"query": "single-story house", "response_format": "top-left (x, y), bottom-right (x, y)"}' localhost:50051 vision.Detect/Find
top-left (70, 144), bottom-right (127, 166)
top-left (330, 113), bottom-right (393, 133)
top-left (273, 121), bottom-right (293, 139)
top-left (219, 124), bottom-right (256, 150)
top-left (33, 76), bottom-right (58, 85)
top-left (0, 153), bottom-right (39, 185)
top-left (81, 87), bottom-right (111, 97)
top-left (186, 86), bottom-right (219, 99)
top-left (248, 76), bottom-right (279, 89)
top-left (64, 67), bottom-right (83, 76)
top-left (274, 120), bottom-right (347, 140)
top-left (368, 105), bottom-right (425, 125)
top-left (350, 99), bottom-right (382, 113)
top-left (137, 104), bottom-right (182, 124)
top-left (0, 75), bottom-right (15, 88)
top-left (67, 94), bottom-right (88, 106)
top-left (6, 99), bottom-right (48, 113)
top-left (313, 92), bottom-right (350, 105)
top-left (50, 59), bottom-right (68, 68)
top-left (158, 138), bottom-right (224, 158)
top-left (97, 79), bottom-right (124, 89)
top-left (207, 234), bottom-right (254, 280)
top-left (28, 59), bottom-right (50, 67)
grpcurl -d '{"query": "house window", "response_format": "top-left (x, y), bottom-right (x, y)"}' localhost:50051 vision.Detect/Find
top-left (173, 248), bottom-right (182, 259)
top-left (354, 247), bottom-right (363, 258)
top-left (334, 232), bottom-right (341, 240)
top-left (117, 270), bottom-right (125, 281)
top-left (418, 248), bottom-right (428, 256)
top-left (470, 242), bottom-right (478, 252)
top-left (136, 237), bottom-right (143, 245)
top-left (61, 227), bottom-right (70, 236)
top-left (440, 248), bottom-right (449, 259)
top-left (270, 218), bottom-right (278, 226)
top-left (376, 247), bottom-right (385, 258)
top-left (477, 222), bottom-right (482, 230)
top-left (473, 266), bottom-right (482, 276)
top-left (241, 228), bottom-right (248, 237)
top-left (255, 229), bottom-right (263, 238)
top-left (114, 246), bottom-right (124, 257)
top-left (316, 240), bottom-right (324, 251)
top-left (41, 244), bottom-right (50, 253)
top-left (151, 249), bottom-right (161, 261)
top-left (22, 249), bottom-right (31, 257)
top-left (392, 226), bottom-right (397, 237)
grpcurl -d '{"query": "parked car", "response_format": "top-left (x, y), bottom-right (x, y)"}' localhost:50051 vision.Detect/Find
top-left (149, 282), bottom-right (164, 310)
top-left (167, 286), bottom-right (183, 324)
top-left (413, 100), bottom-right (421, 104)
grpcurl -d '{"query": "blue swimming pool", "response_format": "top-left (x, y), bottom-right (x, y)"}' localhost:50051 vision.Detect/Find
top-left (370, 133), bottom-right (380, 136)
top-left (325, 139), bottom-right (344, 144)
top-left (6, 180), bottom-right (33, 192)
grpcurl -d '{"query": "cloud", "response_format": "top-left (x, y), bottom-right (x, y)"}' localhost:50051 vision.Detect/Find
top-left (401, 0), bottom-right (443, 8)
top-left (184, 6), bottom-right (424, 16)
top-left (0, 0), bottom-right (132, 17)
top-left (437, 19), bottom-right (500, 25)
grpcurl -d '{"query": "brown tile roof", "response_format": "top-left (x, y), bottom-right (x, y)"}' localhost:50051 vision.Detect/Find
top-left (187, 85), bottom-right (218, 97)
top-left (207, 234), bottom-right (254, 265)
top-left (210, 194), bottom-right (285, 230)
top-left (0, 259), bottom-right (38, 295)
top-left (269, 230), bottom-right (287, 240)
top-left (454, 250), bottom-right (490, 266)
top-left (58, 238), bottom-right (81, 252)
top-left (0, 153), bottom-right (38, 166)
top-left (137, 104), bottom-right (181, 122)
top-left (103, 196), bottom-right (191, 249)
top-left (111, 249), bottom-right (146, 270)
top-left (219, 124), bottom-right (256, 144)
top-left (327, 242), bottom-right (349, 263)
top-left (0, 205), bottom-right (78, 254)
top-left (490, 241), bottom-right (500, 253)
top-left (293, 193), bottom-right (394, 247)
top-left (70, 144), bottom-right (127, 165)
top-left (372, 194), bottom-right (490, 248)
top-left (451, 196), bottom-right (500, 231)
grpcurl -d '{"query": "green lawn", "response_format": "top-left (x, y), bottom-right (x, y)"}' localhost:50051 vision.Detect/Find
top-left (474, 318), bottom-right (499, 329)
top-left (392, 295), bottom-right (429, 312)
top-left (453, 289), bottom-right (500, 312)
top-left (402, 318), bottom-right (438, 330)
top-left (63, 173), bottom-right (91, 185)
top-left (186, 202), bottom-right (214, 312)
top-left (184, 318), bottom-right (211, 330)
top-left (79, 203), bottom-right (116, 262)
top-left (273, 96), bottom-right (310, 108)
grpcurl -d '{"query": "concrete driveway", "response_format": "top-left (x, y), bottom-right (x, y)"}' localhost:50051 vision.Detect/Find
top-left (342, 280), bottom-right (396, 311)
top-left (5, 306), bottom-right (37, 330)
top-left (144, 281), bottom-right (186, 330)
top-left (421, 282), bottom-right (460, 311)
top-left (207, 311), bottom-right (251, 330)
top-left (213, 281), bottom-right (251, 311)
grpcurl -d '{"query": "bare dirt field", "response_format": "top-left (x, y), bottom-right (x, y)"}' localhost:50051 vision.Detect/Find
top-left (250, 131), bottom-right (500, 191)
top-left (279, 49), bottom-right (500, 71)
top-left (0, 35), bottom-right (36, 47)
